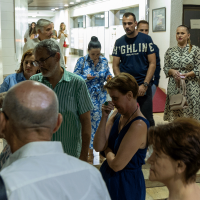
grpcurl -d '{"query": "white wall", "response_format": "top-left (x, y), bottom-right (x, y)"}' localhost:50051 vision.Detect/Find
top-left (0, 0), bottom-right (16, 75)
top-left (0, 0), bottom-right (28, 75)
top-left (170, 0), bottom-right (183, 47)
top-left (69, 0), bottom-right (145, 20)
top-left (149, 0), bottom-right (184, 92)
top-left (15, 0), bottom-right (29, 68)
top-left (51, 10), bottom-right (69, 36)
top-left (149, 0), bottom-right (171, 91)
top-left (0, 1), bottom-right (2, 84)
top-left (67, 0), bottom-right (146, 60)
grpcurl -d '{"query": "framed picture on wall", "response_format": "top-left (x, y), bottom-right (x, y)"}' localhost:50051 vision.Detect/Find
top-left (152, 7), bottom-right (166, 32)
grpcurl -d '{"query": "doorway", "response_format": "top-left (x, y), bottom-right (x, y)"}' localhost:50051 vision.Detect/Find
top-left (183, 5), bottom-right (200, 48)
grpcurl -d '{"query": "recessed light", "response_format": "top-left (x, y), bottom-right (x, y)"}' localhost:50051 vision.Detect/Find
top-left (55, 8), bottom-right (59, 9)
top-left (70, 2), bottom-right (74, 4)
top-left (32, 16), bottom-right (36, 17)
top-left (64, 4), bottom-right (68, 6)
top-left (76, 0), bottom-right (80, 2)
top-left (51, 8), bottom-right (55, 11)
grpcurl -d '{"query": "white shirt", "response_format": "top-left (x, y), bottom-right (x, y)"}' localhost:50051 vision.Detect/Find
top-left (0, 142), bottom-right (111, 200)
top-left (23, 37), bottom-right (65, 67)
top-left (24, 28), bottom-right (29, 39)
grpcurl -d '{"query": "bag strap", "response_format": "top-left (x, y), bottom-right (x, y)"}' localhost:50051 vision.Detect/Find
top-left (177, 79), bottom-right (186, 96)
top-left (181, 78), bottom-right (186, 96)
top-left (81, 56), bottom-right (86, 75)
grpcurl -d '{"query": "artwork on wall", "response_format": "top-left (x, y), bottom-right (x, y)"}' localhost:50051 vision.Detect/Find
top-left (152, 7), bottom-right (166, 32)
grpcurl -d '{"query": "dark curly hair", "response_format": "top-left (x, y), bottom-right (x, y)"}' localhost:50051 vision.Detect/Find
top-left (148, 117), bottom-right (200, 183)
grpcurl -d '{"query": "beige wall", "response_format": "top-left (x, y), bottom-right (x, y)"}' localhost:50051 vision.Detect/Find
top-left (183, 0), bottom-right (200, 4)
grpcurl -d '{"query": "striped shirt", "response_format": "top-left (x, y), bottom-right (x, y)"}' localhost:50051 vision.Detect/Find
top-left (30, 67), bottom-right (93, 158)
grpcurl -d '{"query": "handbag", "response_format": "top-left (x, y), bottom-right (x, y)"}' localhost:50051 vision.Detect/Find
top-left (63, 40), bottom-right (69, 48)
top-left (169, 79), bottom-right (188, 111)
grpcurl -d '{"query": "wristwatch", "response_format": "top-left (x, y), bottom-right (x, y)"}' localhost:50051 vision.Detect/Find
top-left (143, 82), bottom-right (149, 87)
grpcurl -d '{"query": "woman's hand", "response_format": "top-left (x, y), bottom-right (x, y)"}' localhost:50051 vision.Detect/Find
top-left (182, 71), bottom-right (195, 78)
top-left (106, 75), bottom-right (112, 81)
top-left (87, 74), bottom-right (96, 80)
top-left (102, 101), bottom-right (114, 118)
top-left (171, 69), bottom-right (181, 81)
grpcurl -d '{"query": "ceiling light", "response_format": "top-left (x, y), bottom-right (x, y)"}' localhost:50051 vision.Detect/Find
top-left (51, 8), bottom-right (55, 11)
top-left (101, 15), bottom-right (104, 18)
top-left (32, 16), bottom-right (36, 17)
top-left (64, 4), bottom-right (68, 6)
top-left (76, 0), bottom-right (81, 2)
top-left (55, 8), bottom-right (59, 9)
top-left (70, 2), bottom-right (74, 4)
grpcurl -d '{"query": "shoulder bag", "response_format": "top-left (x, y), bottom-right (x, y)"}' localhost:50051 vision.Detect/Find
top-left (169, 79), bottom-right (188, 111)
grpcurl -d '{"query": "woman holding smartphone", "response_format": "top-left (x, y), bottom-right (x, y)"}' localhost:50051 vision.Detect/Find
top-left (74, 36), bottom-right (112, 162)
top-left (164, 25), bottom-right (200, 121)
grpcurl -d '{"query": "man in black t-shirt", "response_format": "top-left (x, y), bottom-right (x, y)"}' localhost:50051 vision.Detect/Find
top-left (112, 12), bottom-right (156, 126)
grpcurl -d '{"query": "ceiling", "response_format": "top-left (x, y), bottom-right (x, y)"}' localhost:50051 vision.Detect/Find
top-left (28, 0), bottom-right (97, 10)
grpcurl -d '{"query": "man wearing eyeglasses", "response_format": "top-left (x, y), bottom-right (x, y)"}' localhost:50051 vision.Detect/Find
top-left (23, 19), bottom-right (65, 67)
top-left (30, 39), bottom-right (93, 162)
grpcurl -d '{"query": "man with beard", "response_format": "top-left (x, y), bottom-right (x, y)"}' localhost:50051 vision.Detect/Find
top-left (30, 39), bottom-right (93, 162)
top-left (23, 19), bottom-right (65, 67)
top-left (112, 12), bottom-right (156, 126)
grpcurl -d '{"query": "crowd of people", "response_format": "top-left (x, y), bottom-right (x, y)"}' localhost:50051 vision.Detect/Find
top-left (0, 11), bottom-right (200, 200)
top-left (24, 20), bottom-right (69, 65)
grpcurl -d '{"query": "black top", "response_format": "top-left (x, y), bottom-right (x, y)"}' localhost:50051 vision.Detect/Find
top-left (0, 176), bottom-right (8, 200)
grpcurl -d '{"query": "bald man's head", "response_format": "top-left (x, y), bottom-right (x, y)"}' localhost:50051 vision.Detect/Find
top-left (2, 81), bottom-right (59, 131)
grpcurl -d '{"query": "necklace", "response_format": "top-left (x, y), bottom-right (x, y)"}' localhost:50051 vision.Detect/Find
top-left (118, 105), bottom-right (138, 133)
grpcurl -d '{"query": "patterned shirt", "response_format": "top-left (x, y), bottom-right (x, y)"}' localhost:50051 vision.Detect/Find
top-left (30, 67), bottom-right (93, 158)
top-left (0, 72), bottom-right (26, 93)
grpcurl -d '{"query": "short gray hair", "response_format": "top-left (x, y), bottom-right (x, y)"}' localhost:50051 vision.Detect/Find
top-left (36, 19), bottom-right (52, 33)
top-left (2, 85), bottom-right (59, 130)
top-left (33, 39), bottom-right (60, 55)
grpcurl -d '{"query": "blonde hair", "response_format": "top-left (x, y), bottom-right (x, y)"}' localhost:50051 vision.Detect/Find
top-left (178, 25), bottom-right (192, 53)
top-left (60, 22), bottom-right (66, 31)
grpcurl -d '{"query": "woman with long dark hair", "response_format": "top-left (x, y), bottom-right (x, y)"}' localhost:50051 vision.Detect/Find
top-left (74, 36), bottom-right (112, 162)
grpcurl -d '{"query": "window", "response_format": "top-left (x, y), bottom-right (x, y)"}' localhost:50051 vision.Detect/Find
top-left (93, 13), bottom-right (105, 27)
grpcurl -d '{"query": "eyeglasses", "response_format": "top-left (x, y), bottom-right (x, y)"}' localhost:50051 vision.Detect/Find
top-left (33, 53), bottom-right (56, 67)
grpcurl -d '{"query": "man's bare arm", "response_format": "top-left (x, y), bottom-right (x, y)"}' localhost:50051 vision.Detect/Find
top-left (144, 53), bottom-right (156, 84)
top-left (112, 56), bottom-right (121, 76)
top-left (79, 111), bottom-right (91, 162)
